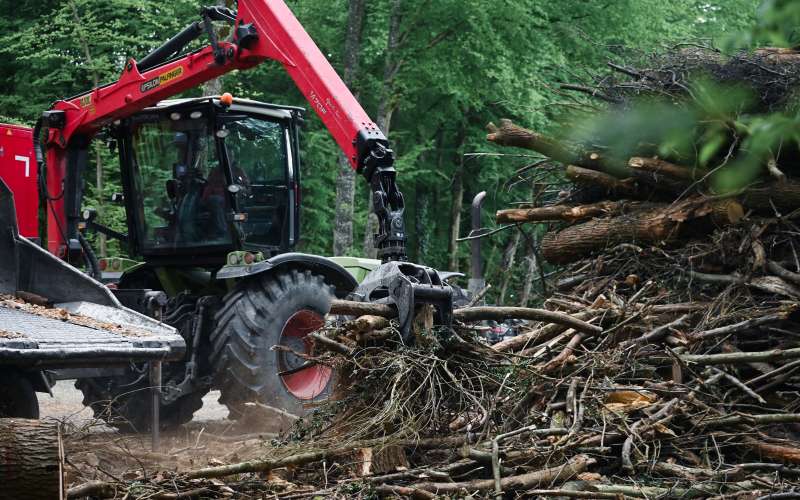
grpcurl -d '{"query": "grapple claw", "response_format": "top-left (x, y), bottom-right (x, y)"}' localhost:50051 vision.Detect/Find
top-left (354, 261), bottom-right (453, 341)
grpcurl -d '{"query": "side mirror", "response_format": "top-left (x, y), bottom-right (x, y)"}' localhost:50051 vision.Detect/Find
top-left (166, 180), bottom-right (178, 199)
top-left (228, 184), bottom-right (244, 194)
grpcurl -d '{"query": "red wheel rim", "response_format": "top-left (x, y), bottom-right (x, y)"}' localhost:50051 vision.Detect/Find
top-left (278, 310), bottom-right (331, 400)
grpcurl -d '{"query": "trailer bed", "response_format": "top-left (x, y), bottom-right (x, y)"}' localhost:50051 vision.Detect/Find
top-left (0, 301), bottom-right (183, 368)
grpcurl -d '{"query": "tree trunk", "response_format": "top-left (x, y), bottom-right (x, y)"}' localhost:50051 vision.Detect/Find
top-left (333, 0), bottom-right (367, 256)
top-left (0, 419), bottom-right (64, 500)
top-left (364, 0), bottom-right (403, 259)
top-left (499, 230), bottom-right (521, 303)
top-left (448, 152), bottom-right (465, 271)
top-left (201, 0), bottom-right (231, 97)
top-left (414, 180), bottom-right (429, 264)
top-left (70, 1), bottom-right (107, 257)
top-left (520, 235), bottom-right (540, 307)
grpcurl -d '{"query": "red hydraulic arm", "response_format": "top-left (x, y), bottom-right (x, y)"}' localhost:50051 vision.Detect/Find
top-left (40, 0), bottom-right (405, 260)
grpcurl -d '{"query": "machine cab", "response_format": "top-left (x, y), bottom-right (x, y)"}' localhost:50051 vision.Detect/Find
top-left (117, 97), bottom-right (303, 262)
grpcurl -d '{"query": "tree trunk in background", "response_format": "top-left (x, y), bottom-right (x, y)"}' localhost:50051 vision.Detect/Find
top-left (364, 0), bottom-right (403, 259)
top-left (499, 230), bottom-right (521, 304)
top-left (70, 0), bottom-right (107, 256)
top-left (202, 0), bottom-right (229, 97)
top-left (448, 159), bottom-right (464, 271)
top-left (447, 130), bottom-right (466, 271)
top-left (520, 235), bottom-right (540, 307)
top-left (333, 0), bottom-right (367, 256)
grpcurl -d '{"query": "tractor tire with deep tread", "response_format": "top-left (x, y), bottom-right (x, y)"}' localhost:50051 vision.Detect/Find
top-left (210, 270), bottom-right (334, 417)
top-left (74, 366), bottom-right (206, 433)
top-left (74, 293), bottom-right (211, 432)
top-left (0, 370), bottom-right (39, 418)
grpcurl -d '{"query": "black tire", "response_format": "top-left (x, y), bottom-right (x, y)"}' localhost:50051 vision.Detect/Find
top-left (74, 368), bottom-right (206, 432)
top-left (0, 370), bottom-right (39, 418)
top-left (210, 269), bottom-right (334, 417)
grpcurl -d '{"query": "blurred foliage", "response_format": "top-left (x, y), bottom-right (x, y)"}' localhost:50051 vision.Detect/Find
top-left (0, 0), bottom-right (770, 304)
top-left (731, 0), bottom-right (800, 49)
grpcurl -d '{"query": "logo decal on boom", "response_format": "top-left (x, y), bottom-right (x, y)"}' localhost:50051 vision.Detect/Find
top-left (140, 66), bottom-right (185, 93)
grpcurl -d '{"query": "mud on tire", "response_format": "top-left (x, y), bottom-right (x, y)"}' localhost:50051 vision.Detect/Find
top-left (210, 270), bottom-right (334, 417)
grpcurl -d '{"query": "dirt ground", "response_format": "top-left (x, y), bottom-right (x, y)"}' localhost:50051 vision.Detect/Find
top-left (39, 380), bottom-right (230, 424)
top-left (40, 381), bottom-right (301, 488)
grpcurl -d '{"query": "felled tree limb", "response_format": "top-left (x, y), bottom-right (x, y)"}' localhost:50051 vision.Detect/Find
top-left (411, 454), bottom-right (594, 494)
top-left (689, 309), bottom-right (794, 342)
top-left (629, 157), bottom-right (708, 181)
top-left (745, 439), bottom-right (800, 464)
top-left (309, 332), bottom-right (354, 356)
top-left (487, 119), bottom-right (585, 167)
top-left (496, 201), bottom-right (632, 224)
top-left (767, 261), bottom-right (800, 286)
top-left (330, 300), bottom-right (395, 318)
top-left (492, 311), bottom-right (597, 352)
top-left (345, 315), bottom-right (391, 334)
top-left (700, 413), bottom-right (800, 428)
top-left (454, 307), bottom-right (601, 334)
top-left (330, 300), bottom-right (601, 334)
top-left (681, 346), bottom-right (800, 365)
top-left (374, 484), bottom-right (436, 499)
top-left (183, 436), bottom-right (467, 480)
top-left (565, 165), bottom-right (643, 198)
top-left (623, 314), bottom-right (691, 347)
top-left (741, 179), bottom-right (800, 213)
top-left (67, 481), bottom-right (119, 499)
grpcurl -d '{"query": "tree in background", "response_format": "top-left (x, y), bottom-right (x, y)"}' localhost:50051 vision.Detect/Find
top-left (333, 0), bottom-right (367, 256)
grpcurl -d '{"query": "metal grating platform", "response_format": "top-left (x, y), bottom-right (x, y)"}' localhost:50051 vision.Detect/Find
top-left (0, 304), bottom-right (184, 368)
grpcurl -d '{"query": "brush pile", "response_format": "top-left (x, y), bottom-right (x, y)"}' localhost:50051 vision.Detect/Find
top-left (64, 48), bottom-right (800, 499)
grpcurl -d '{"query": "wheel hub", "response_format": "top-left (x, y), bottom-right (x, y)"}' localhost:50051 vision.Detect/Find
top-left (278, 310), bottom-right (332, 400)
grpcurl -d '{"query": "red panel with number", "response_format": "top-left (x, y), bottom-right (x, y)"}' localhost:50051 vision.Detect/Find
top-left (0, 124), bottom-right (38, 239)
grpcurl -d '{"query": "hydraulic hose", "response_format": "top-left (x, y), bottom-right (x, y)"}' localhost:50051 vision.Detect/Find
top-left (78, 232), bottom-right (101, 280)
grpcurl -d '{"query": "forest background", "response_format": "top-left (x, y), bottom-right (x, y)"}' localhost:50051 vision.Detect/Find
top-left (0, 0), bottom-right (766, 304)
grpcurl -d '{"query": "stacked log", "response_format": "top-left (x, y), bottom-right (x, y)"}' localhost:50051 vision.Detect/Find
top-left (0, 419), bottom-right (64, 500)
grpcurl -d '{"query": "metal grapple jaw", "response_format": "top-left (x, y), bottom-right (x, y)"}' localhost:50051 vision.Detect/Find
top-left (354, 261), bottom-right (454, 341)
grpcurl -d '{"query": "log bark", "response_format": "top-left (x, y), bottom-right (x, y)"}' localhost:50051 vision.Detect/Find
top-left (741, 179), bottom-right (800, 213)
top-left (496, 201), bottom-right (632, 224)
top-left (681, 346), bottom-right (800, 365)
top-left (565, 165), bottom-right (642, 199)
top-left (0, 418), bottom-right (64, 500)
top-left (412, 454), bottom-right (594, 494)
top-left (487, 119), bottom-right (586, 167)
top-left (492, 311), bottom-right (595, 352)
top-left (330, 299), bottom-right (395, 318)
top-left (745, 439), bottom-right (800, 464)
top-left (540, 197), bottom-right (732, 264)
top-left (183, 436), bottom-right (467, 479)
top-left (330, 300), bottom-right (600, 334)
top-left (454, 307), bottom-right (601, 334)
top-left (629, 156), bottom-right (708, 181)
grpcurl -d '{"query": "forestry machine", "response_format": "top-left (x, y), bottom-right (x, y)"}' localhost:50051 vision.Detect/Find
top-left (0, 0), bottom-right (453, 429)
